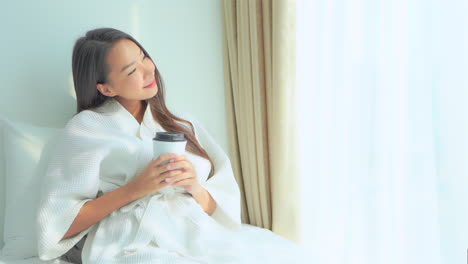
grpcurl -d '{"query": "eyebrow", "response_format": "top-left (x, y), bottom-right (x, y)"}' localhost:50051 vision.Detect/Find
top-left (120, 49), bottom-right (143, 73)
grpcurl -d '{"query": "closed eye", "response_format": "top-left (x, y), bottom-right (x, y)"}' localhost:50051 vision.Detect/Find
top-left (128, 68), bottom-right (136, 76)
top-left (128, 53), bottom-right (147, 76)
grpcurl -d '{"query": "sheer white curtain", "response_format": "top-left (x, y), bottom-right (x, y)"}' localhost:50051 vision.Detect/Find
top-left (296, 0), bottom-right (468, 263)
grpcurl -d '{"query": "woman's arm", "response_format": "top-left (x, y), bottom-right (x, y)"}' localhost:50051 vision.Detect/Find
top-left (61, 184), bottom-right (136, 240)
top-left (191, 187), bottom-right (217, 216)
top-left (61, 152), bottom-right (180, 240)
top-left (63, 184), bottom-right (217, 240)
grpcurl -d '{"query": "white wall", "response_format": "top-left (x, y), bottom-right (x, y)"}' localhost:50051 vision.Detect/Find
top-left (0, 0), bottom-right (229, 152)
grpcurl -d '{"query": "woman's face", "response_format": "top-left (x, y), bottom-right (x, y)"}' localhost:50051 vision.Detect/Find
top-left (96, 39), bottom-right (158, 102)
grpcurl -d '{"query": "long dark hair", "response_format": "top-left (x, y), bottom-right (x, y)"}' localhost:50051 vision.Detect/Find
top-left (71, 27), bottom-right (214, 179)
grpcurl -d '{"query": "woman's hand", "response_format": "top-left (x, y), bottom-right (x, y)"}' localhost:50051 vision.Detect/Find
top-left (125, 153), bottom-right (183, 200)
top-left (164, 154), bottom-right (204, 195)
top-left (165, 154), bottom-right (217, 215)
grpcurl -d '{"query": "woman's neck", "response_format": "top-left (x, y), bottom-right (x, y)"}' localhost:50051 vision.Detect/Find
top-left (115, 98), bottom-right (146, 124)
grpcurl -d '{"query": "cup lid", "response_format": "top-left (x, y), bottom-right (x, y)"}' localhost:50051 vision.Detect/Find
top-left (153, 132), bottom-right (186, 142)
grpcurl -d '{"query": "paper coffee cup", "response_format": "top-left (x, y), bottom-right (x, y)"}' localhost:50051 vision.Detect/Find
top-left (153, 132), bottom-right (187, 166)
top-left (153, 132), bottom-right (188, 194)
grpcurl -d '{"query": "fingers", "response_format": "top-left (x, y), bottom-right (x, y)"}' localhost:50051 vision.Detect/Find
top-left (152, 153), bottom-right (179, 167)
top-left (173, 154), bottom-right (187, 161)
top-left (148, 154), bottom-right (191, 184)
top-left (165, 172), bottom-right (194, 184)
top-left (170, 177), bottom-right (196, 186)
top-left (159, 168), bottom-right (183, 179)
top-left (156, 178), bottom-right (173, 187)
top-left (166, 160), bottom-right (191, 171)
top-left (154, 170), bottom-right (182, 186)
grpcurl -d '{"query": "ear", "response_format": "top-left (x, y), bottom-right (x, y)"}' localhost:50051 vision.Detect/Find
top-left (96, 83), bottom-right (117, 97)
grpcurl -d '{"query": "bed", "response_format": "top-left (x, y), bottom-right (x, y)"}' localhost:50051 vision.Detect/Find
top-left (0, 117), bottom-right (311, 263)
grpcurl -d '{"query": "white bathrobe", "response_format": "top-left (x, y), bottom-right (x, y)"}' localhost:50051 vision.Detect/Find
top-left (36, 98), bottom-right (310, 264)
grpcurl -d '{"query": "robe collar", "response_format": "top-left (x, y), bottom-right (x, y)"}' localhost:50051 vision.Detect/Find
top-left (93, 98), bottom-right (163, 139)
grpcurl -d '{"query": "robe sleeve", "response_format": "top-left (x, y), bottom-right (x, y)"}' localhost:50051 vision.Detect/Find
top-left (36, 116), bottom-right (103, 260)
top-left (181, 113), bottom-right (242, 232)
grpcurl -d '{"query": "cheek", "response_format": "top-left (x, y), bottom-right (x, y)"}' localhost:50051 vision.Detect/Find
top-left (127, 76), bottom-right (143, 88)
top-left (146, 60), bottom-right (156, 72)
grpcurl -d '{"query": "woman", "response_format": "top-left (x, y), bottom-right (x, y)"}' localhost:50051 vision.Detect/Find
top-left (36, 28), bottom-right (308, 264)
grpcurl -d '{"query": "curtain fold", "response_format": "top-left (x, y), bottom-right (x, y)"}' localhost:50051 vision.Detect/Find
top-left (221, 0), bottom-right (300, 243)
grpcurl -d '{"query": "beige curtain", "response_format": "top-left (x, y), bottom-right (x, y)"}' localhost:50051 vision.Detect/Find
top-left (222, 0), bottom-right (301, 243)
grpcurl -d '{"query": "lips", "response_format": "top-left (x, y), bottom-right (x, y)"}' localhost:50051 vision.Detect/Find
top-left (144, 80), bottom-right (156, 88)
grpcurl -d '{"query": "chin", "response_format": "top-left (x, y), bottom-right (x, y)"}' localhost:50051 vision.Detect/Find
top-left (145, 88), bottom-right (158, 99)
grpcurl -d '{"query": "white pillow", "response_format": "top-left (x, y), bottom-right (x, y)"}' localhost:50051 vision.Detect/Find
top-left (0, 118), bottom-right (62, 259)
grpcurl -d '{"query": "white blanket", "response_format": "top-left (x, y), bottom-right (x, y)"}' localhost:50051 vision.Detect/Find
top-left (36, 98), bottom-right (310, 264)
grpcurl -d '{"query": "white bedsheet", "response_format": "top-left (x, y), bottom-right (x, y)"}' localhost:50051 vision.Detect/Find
top-left (1, 224), bottom-right (311, 263)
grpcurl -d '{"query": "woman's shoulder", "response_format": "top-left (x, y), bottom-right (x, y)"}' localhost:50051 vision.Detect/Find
top-left (64, 109), bottom-right (108, 134)
top-left (65, 99), bottom-right (121, 132)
